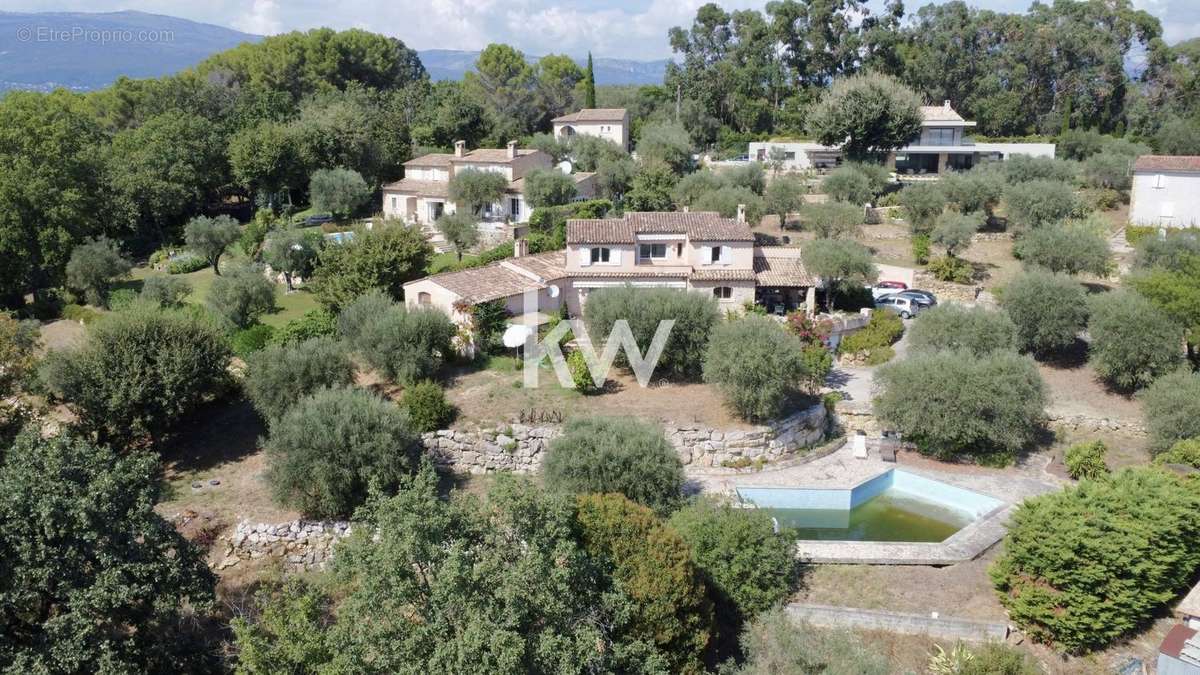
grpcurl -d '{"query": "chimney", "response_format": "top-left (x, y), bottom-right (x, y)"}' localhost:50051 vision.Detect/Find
top-left (943, 99), bottom-right (952, 109)
top-left (736, 204), bottom-right (746, 223)
top-left (454, 140), bottom-right (466, 157)
top-left (507, 140), bottom-right (518, 159)
top-left (514, 238), bottom-right (529, 258)
top-left (682, 205), bottom-right (689, 213)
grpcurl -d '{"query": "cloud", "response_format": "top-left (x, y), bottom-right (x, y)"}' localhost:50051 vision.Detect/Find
top-left (236, 0), bottom-right (282, 35)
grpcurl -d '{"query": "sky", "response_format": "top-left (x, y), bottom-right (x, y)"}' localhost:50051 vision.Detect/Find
top-left (8, 0), bottom-right (1199, 61)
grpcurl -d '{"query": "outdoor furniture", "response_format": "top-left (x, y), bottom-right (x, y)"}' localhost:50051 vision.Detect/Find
top-left (879, 432), bottom-right (900, 462)
top-left (852, 431), bottom-right (868, 459)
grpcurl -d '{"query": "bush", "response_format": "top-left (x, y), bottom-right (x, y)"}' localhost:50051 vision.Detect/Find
top-left (270, 307), bottom-right (337, 346)
top-left (1155, 439), bottom-right (1200, 469)
top-left (926, 255), bottom-right (974, 283)
top-left (799, 344), bottom-right (834, 393)
top-left (1013, 223), bottom-right (1112, 276)
top-left (341, 299), bottom-right (456, 385)
top-left (584, 287), bottom-right (720, 382)
top-left (821, 166), bottom-right (872, 204)
top-left (911, 233), bottom-right (931, 264)
top-left (1002, 155), bottom-right (1078, 184)
top-left (399, 380), bottom-right (456, 433)
top-left (898, 182), bottom-right (946, 234)
top-left (106, 288), bottom-right (138, 311)
top-left (166, 254), bottom-right (207, 275)
top-left (183, 214), bottom-right (241, 275)
top-left (65, 236), bottom-right (132, 307)
top-left (1087, 290), bottom-right (1182, 391)
top-left (309, 222), bottom-right (431, 312)
top-left (1004, 180), bottom-right (1079, 231)
top-left (542, 416), bottom-right (684, 514)
top-left (874, 350), bottom-right (1046, 463)
top-left (668, 499), bottom-right (797, 635)
top-left (1082, 152), bottom-right (1132, 190)
top-left (1134, 228), bottom-right (1200, 271)
top-left (1139, 369), bottom-right (1200, 454)
top-left (1063, 440), bottom-right (1109, 480)
top-left (309, 168), bottom-right (370, 220)
top-left (139, 275), bottom-right (192, 308)
top-left (469, 300), bottom-right (510, 356)
top-left (567, 349), bottom-right (597, 393)
top-left (40, 306), bottom-right (231, 448)
top-left (907, 305), bottom-right (1018, 356)
top-left (838, 310), bottom-right (903, 354)
top-left (733, 609), bottom-right (890, 675)
top-left (704, 315), bottom-right (812, 421)
top-left (231, 323), bottom-right (276, 358)
top-left (264, 387), bottom-right (420, 518)
top-left (207, 266), bottom-right (276, 329)
top-left (692, 186), bottom-right (764, 225)
top-left (990, 468), bottom-right (1200, 652)
top-left (60, 304), bottom-right (101, 325)
top-left (1000, 271), bottom-right (1088, 355)
top-left (336, 289), bottom-right (395, 341)
top-left (244, 337), bottom-right (355, 422)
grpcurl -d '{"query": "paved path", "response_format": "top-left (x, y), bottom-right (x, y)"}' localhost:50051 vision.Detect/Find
top-left (823, 316), bottom-right (913, 403)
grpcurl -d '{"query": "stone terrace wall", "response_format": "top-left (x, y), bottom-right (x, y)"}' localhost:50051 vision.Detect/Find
top-left (219, 520), bottom-right (352, 572)
top-left (422, 403), bottom-right (830, 475)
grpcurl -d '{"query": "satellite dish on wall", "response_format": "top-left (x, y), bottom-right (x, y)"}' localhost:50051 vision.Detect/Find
top-left (547, 284), bottom-right (560, 299)
top-left (556, 160), bottom-right (573, 175)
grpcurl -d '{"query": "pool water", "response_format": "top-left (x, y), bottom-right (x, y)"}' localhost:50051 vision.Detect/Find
top-left (766, 489), bottom-right (972, 542)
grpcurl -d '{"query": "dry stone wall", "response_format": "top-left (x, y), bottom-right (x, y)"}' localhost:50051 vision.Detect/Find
top-left (219, 520), bottom-right (352, 572)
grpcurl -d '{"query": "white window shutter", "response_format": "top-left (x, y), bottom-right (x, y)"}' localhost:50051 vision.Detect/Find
top-left (610, 248), bottom-right (621, 265)
top-left (701, 246), bottom-right (712, 265)
top-left (580, 247), bottom-right (591, 266)
top-left (720, 246), bottom-right (731, 266)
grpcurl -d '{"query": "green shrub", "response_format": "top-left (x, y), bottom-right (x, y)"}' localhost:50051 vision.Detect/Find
top-left (1155, 439), bottom-right (1200, 468)
top-left (839, 311), bottom-right (903, 354)
top-left (60, 304), bottom-right (101, 325)
top-left (542, 416), bottom-right (684, 514)
top-left (1123, 225), bottom-right (1158, 246)
top-left (898, 182), bottom-right (945, 234)
top-left (799, 344), bottom-right (834, 393)
top-left (470, 300), bottom-right (510, 356)
top-left (400, 380), bottom-right (456, 433)
top-left (166, 254), bottom-right (207, 275)
top-left (911, 233), bottom-right (931, 264)
top-left (567, 349), bottom-right (597, 393)
top-left (958, 643), bottom-right (1042, 675)
top-left (336, 289), bottom-right (394, 342)
top-left (343, 302), bottom-right (456, 385)
top-left (999, 271), bottom-right (1088, 355)
top-left (1139, 369), bottom-right (1200, 454)
top-left (874, 350), bottom-right (1046, 463)
top-left (207, 266), bottom-right (276, 329)
top-left (231, 324), bottom-right (276, 358)
top-left (822, 166), bottom-right (872, 205)
top-left (990, 468), bottom-right (1200, 652)
top-left (704, 316), bottom-right (812, 421)
top-left (106, 288), bottom-right (138, 311)
top-left (264, 387), bottom-right (420, 518)
top-left (270, 308), bottom-right (337, 346)
top-left (1064, 440), bottom-right (1109, 480)
top-left (139, 276), bottom-right (192, 308)
top-left (244, 337), bottom-right (355, 421)
top-left (309, 222), bottom-right (431, 313)
top-left (926, 255), bottom-right (974, 283)
top-left (1087, 290), bottom-right (1183, 391)
top-left (907, 304), bottom-right (1018, 357)
top-left (584, 287), bottom-right (720, 382)
top-left (65, 236), bottom-right (132, 307)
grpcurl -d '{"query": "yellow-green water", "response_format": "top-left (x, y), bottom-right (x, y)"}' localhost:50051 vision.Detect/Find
top-left (766, 491), bottom-right (971, 542)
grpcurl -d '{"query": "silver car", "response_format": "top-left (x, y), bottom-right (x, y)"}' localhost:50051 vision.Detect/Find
top-left (875, 295), bottom-right (922, 319)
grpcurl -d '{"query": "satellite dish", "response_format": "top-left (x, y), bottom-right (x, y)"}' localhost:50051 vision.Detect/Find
top-left (556, 160), bottom-right (573, 175)
top-left (547, 284), bottom-right (560, 299)
top-left (502, 324), bottom-right (534, 349)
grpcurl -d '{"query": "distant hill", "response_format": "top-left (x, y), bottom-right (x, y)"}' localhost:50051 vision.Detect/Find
top-left (0, 11), bottom-right (669, 92)
top-left (0, 10), bottom-right (260, 91)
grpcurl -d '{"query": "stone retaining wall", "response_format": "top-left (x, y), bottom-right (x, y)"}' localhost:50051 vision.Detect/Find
top-left (1047, 412), bottom-right (1146, 436)
top-left (218, 520), bottom-right (352, 572)
top-left (786, 603), bottom-right (1008, 642)
top-left (421, 403), bottom-right (830, 474)
top-left (913, 273), bottom-right (980, 303)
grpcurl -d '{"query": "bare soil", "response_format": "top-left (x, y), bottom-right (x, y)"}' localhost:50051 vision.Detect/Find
top-left (37, 319), bottom-right (85, 353)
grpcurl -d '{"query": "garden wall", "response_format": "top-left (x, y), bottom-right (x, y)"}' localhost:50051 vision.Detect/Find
top-left (420, 402), bottom-right (830, 474)
top-left (218, 520), bottom-right (352, 572)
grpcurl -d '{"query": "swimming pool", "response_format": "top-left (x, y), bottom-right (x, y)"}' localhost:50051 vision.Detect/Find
top-left (736, 470), bottom-right (1003, 543)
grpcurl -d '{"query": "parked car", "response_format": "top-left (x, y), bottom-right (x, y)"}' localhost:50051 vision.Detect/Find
top-left (304, 213), bottom-right (334, 226)
top-left (875, 295), bottom-right (923, 319)
top-left (870, 280), bottom-right (908, 299)
top-left (893, 289), bottom-right (937, 307)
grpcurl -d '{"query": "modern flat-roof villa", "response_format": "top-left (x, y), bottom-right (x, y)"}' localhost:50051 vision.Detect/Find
top-left (1130, 155), bottom-right (1200, 228)
top-left (402, 210), bottom-right (818, 328)
top-left (381, 140), bottom-right (596, 226)
top-left (748, 101), bottom-right (1056, 176)
top-left (552, 108), bottom-right (631, 150)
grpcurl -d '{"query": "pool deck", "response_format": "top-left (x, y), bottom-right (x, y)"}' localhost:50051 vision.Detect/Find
top-left (691, 441), bottom-right (1062, 565)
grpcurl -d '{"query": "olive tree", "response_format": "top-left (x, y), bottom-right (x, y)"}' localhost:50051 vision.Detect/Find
top-left (821, 166), bottom-right (872, 205)
top-left (434, 212), bottom-right (479, 261)
top-left (1087, 290), bottom-right (1183, 391)
top-left (907, 304), bottom-right (1018, 356)
top-left (583, 286), bottom-right (720, 382)
top-left (338, 293), bottom-right (456, 385)
top-left (262, 228), bottom-right (321, 291)
top-left (1139, 369), bottom-right (1200, 454)
top-left (763, 175), bottom-right (807, 228)
top-left (206, 266), bottom-right (276, 328)
top-left (310, 222), bottom-right (432, 312)
top-left (523, 168), bottom-right (577, 207)
top-left (806, 73), bottom-right (923, 161)
top-left (999, 271), bottom-right (1089, 355)
top-left (704, 316), bottom-right (812, 421)
top-left (1014, 224), bottom-right (1112, 276)
top-left (448, 167), bottom-right (508, 217)
top-left (183, 214), bottom-right (241, 275)
top-left (65, 236), bottom-right (132, 307)
top-left (1004, 180), bottom-right (1079, 231)
top-left (139, 275), bottom-right (191, 308)
top-left (309, 168), bottom-right (371, 221)
top-left (244, 337), bottom-right (355, 422)
top-left (930, 211), bottom-right (983, 257)
top-left (799, 202), bottom-right (862, 239)
top-left (941, 170), bottom-right (1004, 215)
top-left (897, 182), bottom-right (946, 234)
top-left (800, 239), bottom-right (877, 311)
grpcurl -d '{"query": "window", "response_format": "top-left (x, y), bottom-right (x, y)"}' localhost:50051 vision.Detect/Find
top-left (590, 247), bottom-right (611, 264)
top-left (713, 286), bottom-right (733, 299)
top-left (417, 292), bottom-right (432, 305)
top-left (510, 198), bottom-right (521, 219)
top-left (924, 128), bottom-right (956, 145)
top-left (784, 152), bottom-right (796, 160)
top-left (1155, 174), bottom-right (1167, 189)
top-left (390, 196), bottom-right (397, 211)
top-left (639, 243), bottom-right (667, 260)
top-left (708, 246), bottom-right (727, 264)
top-left (676, 243), bottom-right (684, 257)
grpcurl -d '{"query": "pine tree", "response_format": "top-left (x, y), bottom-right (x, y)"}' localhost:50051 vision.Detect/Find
top-left (584, 52), bottom-right (597, 109)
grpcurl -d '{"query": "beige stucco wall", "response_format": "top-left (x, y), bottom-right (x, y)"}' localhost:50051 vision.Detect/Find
top-left (687, 280), bottom-right (756, 312)
top-left (403, 279), bottom-right (467, 324)
top-left (1131, 170), bottom-right (1200, 228)
top-left (566, 238), bottom-right (754, 274)
top-left (554, 116), bottom-right (630, 150)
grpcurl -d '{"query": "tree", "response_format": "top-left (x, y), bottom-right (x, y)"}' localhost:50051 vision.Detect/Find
top-left (799, 202), bottom-right (862, 240)
top-left (1000, 271), bottom-right (1089, 355)
top-left (434, 212), bottom-right (479, 262)
top-left (692, 186), bottom-right (764, 225)
top-left (229, 119), bottom-right (303, 204)
top-left (575, 493), bottom-right (714, 673)
top-left (907, 304), bottom-right (1018, 357)
top-left (139, 275), bottom-right (192, 308)
top-left (339, 295), bottom-right (456, 385)
top-left (1082, 152), bottom-right (1133, 190)
top-left (1135, 229), bottom-right (1200, 272)
top-left (625, 164), bottom-right (678, 211)
top-left (1087, 290), bottom-right (1183, 391)
top-left (584, 52), bottom-right (597, 108)
top-left (40, 306), bottom-right (230, 447)
top-left (183, 214), bottom-right (241, 276)
top-left (874, 350), bottom-right (1046, 463)
top-left (1014, 223), bottom-right (1112, 276)
top-left (806, 73), bottom-right (923, 161)
top-left (800, 239), bottom-right (877, 311)
top-left (733, 608), bottom-right (890, 675)
top-left (543, 416), bottom-right (684, 514)
top-left (207, 266), bottom-right (276, 329)
top-left (244, 337), bottom-right (355, 422)
top-left (64, 236), bottom-right (132, 307)
top-left (464, 44), bottom-right (538, 139)
top-left (595, 156), bottom-right (637, 201)
top-left (309, 168), bottom-right (371, 221)
top-left (941, 170), bottom-right (1004, 215)
top-left (821, 166), bottom-right (872, 205)
top-left (534, 54), bottom-right (585, 126)
top-left (262, 228), bottom-right (321, 291)
top-left (990, 468), bottom-right (1200, 652)
top-left (930, 211), bottom-right (983, 257)
top-left (1156, 117), bottom-right (1200, 155)
top-left (897, 183), bottom-right (946, 234)
top-left (668, 499), bottom-right (798, 643)
top-left (703, 316), bottom-right (812, 421)
top-left (764, 175), bottom-right (806, 228)
top-left (523, 168), bottom-right (577, 207)
top-left (1004, 180), bottom-right (1079, 231)
top-left (635, 121), bottom-right (693, 174)
top-left (310, 222), bottom-right (431, 312)
top-left (231, 579), bottom-right (335, 674)
top-left (264, 387), bottom-right (420, 518)
top-left (673, 170), bottom-right (726, 207)
top-left (1139, 369), bottom-right (1200, 455)
top-left (1002, 156), bottom-right (1079, 185)
top-left (0, 430), bottom-right (217, 672)
top-left (583, 286), bottom-right (720, 382)
top-left (447, 167), bottom-right (508, 217)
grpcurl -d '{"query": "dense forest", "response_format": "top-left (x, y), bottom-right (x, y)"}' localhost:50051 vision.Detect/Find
top-left (0, 0), bottom-right (1197, 310)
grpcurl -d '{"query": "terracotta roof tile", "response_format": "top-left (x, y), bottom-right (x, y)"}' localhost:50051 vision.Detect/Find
top-left (403, 153), bottom-right (455, 167)
top-left (753, 252), bottom-right (816, 286)
top-left (381, 178), bottom-right (448, 198)
top-left (567, 270), bottom-right (690, 279)
top-left (567, 212), bottom-right (753, 244)
top-left (690, 269), bottom-right (757, 282)
top-left (1133, 155), bottom-right (1200, 172)
top-left (414, 251), bottom-right (566, 304)
top-left (553, 108), bottom-right (628, 123)
top-left (456, 148), bottom-right (544, 164)
top-left (920, 105), bottom-right (966, 123)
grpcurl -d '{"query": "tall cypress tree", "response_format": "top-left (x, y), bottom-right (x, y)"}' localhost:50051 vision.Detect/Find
top-left (585, 52), bottom-right (597, 109)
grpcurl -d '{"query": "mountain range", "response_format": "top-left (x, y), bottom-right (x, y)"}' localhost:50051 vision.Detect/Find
top-left (0, 10), bottom-right (668, 92)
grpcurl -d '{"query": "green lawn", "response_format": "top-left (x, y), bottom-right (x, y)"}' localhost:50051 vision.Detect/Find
top-left (427, 251), bottom-right (477, 274)
top-left (129, 259), bottom-right (320, 328)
